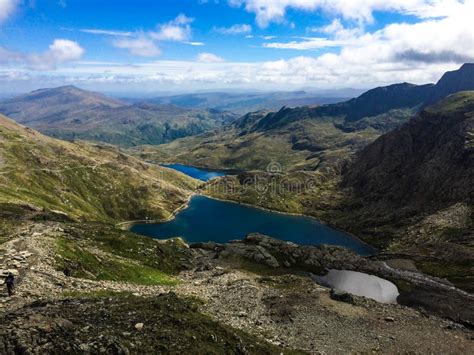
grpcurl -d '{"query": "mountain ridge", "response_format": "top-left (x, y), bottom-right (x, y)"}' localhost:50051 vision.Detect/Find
top-left (0, 86), bottom-right (238, 147)
top-left (148, 63), bottom-right (474, 172)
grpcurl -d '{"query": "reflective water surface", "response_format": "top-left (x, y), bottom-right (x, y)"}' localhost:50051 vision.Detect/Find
top-left (312, 269), bottom-right (399, 303)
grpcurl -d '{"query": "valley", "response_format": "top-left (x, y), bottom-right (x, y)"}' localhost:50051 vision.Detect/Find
top-left (0, 51), bottom-right (473, 353)
top-left (138, 64), bottom-right (474, 172)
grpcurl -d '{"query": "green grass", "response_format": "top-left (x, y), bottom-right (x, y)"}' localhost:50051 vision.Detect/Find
top-left (416, 260), bottom-right (474, 293)
top-left (132, 115), bottom-right (383, 172)
top-left (63, 222), bottom-right (193, 274)
top-left (0, 115), bottom-right (199, 223)
top-left (62, 290), bottom-right (134, 298)
top-left (55, 236), bottom-right (178, 286)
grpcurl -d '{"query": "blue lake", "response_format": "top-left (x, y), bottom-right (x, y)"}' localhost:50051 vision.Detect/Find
top-left (130, 195), bottom-right (375, 255)
top-left (161, 164), bottom-right (226, 181)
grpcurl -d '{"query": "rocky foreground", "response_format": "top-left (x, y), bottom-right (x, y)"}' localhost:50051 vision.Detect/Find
top-left (1, 215), bottom-right (473, 354)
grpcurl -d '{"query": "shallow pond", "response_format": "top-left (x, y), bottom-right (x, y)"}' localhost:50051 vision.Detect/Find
top-left (312, 269), bottom-right (399, 303)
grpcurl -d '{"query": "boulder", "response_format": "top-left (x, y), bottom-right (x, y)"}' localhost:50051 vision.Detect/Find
top-left (330, 289), bottom-right (354, 304)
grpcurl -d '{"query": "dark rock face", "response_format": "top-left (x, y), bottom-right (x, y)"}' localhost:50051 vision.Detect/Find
top-left (330, 289), bottom-right (355, 304)
top-left (341, 83), bottom-right (434, 122)
top-left (342, 94), bottom-right (474, 211)
top-left (426, 63), bottom-right (474, 106)
top-left (193, 233), bottom-right (377, 275)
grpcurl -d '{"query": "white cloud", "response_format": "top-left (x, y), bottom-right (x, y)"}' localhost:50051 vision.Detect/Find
top-left (214, 23), bottom-right (252, 34)
top-left (150, 14), bottom-right (193, 41)
top-left (229, 0), bottom-right (468, 27)
top-left (263, 37), bottom-right (342, 50)
top-left (0, 0), bottom-right (18, 23)
top-left (113, 37), bottom-right (161, 57)
top-left (80, 28), bottom-right (133, 37)
top-left (0, 39), bottom-right (84, 70)
top-left (185, 41), bottom-right (205, 46)
top-left (2, 2), bottom-right (473, 91)
top-left (108, 14), bottom-right (197, 56)
top-left (264, 0), bottom-right (474, 61)
top-left (196, 52), bottom-right (225, 62)
top-left (308, 19), bottom-right (364, 40)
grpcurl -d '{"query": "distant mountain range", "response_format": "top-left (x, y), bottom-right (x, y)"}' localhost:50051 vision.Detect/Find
top-left (0, 86), bottom-right (238, 147)
top-left (148, 63), bottom-right (474, 171)
top-left (126, 91), bottom-right (350, 115)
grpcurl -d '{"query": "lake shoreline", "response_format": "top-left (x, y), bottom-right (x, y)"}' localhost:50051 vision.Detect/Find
top-left (201, 193), bottom-right (378, 254)
top-left (119, 163), bottom-right (377, 254)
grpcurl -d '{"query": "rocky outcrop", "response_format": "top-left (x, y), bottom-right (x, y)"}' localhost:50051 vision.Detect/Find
top-left (192, 233), bottom-right (378, 275)
top-left (192, 233), bottom-right (474, 327)
top-left (343, 95), bottom-right (474, 211)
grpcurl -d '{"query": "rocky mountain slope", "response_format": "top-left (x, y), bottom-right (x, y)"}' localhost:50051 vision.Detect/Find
top-left (202, 92), bottom-right (474, 292)
top-left (0, 114), bottom-right (198, 222)
top-left (1, 216), bottom-right (472, 353)
top-left (343, 91), bottom-right (474, 214)
top-left (0, 86), bottom-right (238, 147)
top-left (146, 63), bottom-right (474, 172)
top-left (0, 103), bottom-right (473, 352)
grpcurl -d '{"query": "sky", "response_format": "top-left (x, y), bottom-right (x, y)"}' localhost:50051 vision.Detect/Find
top-left (0, 0), bottom-right (473, 94)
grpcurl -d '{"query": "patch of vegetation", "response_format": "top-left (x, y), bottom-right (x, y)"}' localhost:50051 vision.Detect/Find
top-left (64, 222), bottom-right (194, 274)
top-left (55, 236), bottom-right (177, 286)
top-left (62, 290), bottom-right (133, 298)
top-left (416, 260), bottom-right (474, 293)
top-left (0, 219), bottom-right (15, 245)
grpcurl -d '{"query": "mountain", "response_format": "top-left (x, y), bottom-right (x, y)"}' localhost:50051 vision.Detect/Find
top-left (425, 63), bottom-right (474, 105)
top-left (146, 64), bottom-right (474, 172)
top-left (343, 91), bottom-right (474, 211)
top-left (201, 91), bottom-right (474, 292)
top-left (0, 85), bottom-right (123, 124)
top-left (0, 113), bottom-right (198, 222)
top-left (134, 91), bottom-right (350, 114)
top-left (0, 86), bottom-right (238, 147)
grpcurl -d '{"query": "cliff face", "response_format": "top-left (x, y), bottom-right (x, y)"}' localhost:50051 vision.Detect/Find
top-left (425, 63), bottom-right (474, 106)
top-left (343, 92), bottom-right (474, 212)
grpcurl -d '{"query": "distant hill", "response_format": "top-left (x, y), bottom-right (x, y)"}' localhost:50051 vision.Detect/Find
top-left (146, 63), bottom-right (474, 171)
top-left (0, 86), bottom-right (238, 147)
top-left (0, 113), bottom-right (198, 221)
top-left (136, 91), bottom-right (350, 114)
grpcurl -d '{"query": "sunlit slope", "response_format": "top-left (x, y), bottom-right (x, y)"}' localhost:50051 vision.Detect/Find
top-left (0, 114), bottom-right (199, 222)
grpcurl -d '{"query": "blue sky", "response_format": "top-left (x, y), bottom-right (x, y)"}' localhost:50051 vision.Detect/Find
top-left (0, 0), bottom-right (473, 93)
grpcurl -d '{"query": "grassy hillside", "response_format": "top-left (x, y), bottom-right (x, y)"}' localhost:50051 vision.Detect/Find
top-left (134, 111), bottom-right (396, 172)
top-left (0, 114), bottom-right (199, 222)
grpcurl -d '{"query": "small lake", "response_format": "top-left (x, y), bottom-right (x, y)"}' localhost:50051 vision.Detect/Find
top-left (312, 269), bottom-right (399, 303)
top-left (161, 164), bottom-right (226, 181)
top-left (130, 195), bottom-right (375, 255)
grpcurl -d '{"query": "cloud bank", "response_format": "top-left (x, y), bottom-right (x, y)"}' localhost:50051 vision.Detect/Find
top-left (0, 39), bottom-right (84, 70)
top-left (0, 0), bottom-right (18, 23)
